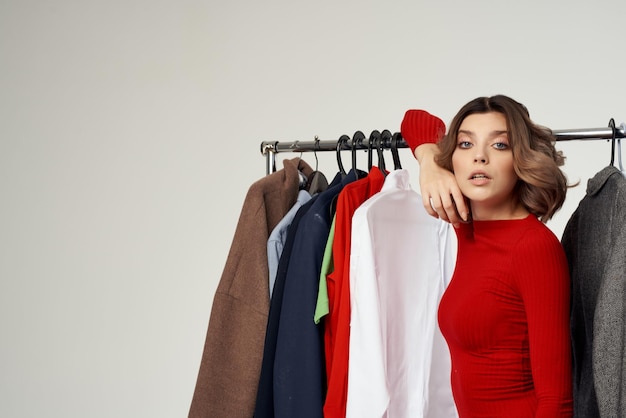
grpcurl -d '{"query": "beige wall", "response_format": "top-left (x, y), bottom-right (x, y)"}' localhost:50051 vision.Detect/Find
top-left (1, 1), bottom-right (624, 416)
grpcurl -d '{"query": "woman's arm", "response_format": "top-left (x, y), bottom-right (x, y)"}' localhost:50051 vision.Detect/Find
top-left (401, 109), bottom-right (468, 226)
top-left (514, 229), bottom-right (574, 416)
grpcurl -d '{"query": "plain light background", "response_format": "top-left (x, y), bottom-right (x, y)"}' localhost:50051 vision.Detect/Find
top-left (1, 1), bottom-right (624, 417)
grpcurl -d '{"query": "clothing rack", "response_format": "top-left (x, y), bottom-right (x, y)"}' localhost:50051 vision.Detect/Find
top-left (260, 125), bottom-right (626, 174)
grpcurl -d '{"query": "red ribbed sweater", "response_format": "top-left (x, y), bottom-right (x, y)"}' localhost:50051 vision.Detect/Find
top-left (439, 216), bottom-right (573, 417)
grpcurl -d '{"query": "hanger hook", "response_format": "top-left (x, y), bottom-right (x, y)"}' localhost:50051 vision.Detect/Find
top-left (313, 135), bottom-right (320, 171)
top-left (367, 130), bottom-right (377, 171)
top-left (352, 131), bottom-right (365, 178)
top-left (351, 134), bottom-right (358, 174)
top-left (618, 123), bottom-right (625, 173)
top-left (391, 132), bottom-right (402, 170)
top-left (336, 134), bottom-right (349, 176)
top-left (609, 118), bottom-right (616, 166)
top-left (378, 130), bottom-right (388, 176)
top-left (619, 137), bottom-right (624, 172)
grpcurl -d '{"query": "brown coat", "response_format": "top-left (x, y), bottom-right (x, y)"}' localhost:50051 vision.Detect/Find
top-left (189, 158), bottom-right (313, 418)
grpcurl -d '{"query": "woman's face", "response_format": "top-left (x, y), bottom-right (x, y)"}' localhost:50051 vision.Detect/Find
top-left (451, 111), bottom-right (523, 220)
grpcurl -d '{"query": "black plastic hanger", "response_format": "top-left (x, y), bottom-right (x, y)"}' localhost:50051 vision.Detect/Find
top-left (367, 130), bottom-right (379, 171)
top-left (352, 131), bottom-right (365, 179)
top-left (336, 134), bottom-right (349, 176)
top-left (618, 123), bottom-right (625, 175)
top-left (377, 130), bottom-right (388, 177)
top-left (609, 118), bottom-right (617, 167)
top-left (382, 130), bottom-right (395, 175)
top-left (391, 132), bottom-right (402, 170)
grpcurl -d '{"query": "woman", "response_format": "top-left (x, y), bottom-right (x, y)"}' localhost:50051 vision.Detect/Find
top-left (401, 95), bottom-right (574, 417)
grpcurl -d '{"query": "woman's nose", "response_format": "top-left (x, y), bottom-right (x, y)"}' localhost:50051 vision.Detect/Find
top-left (474, 154), bottom-right (487, 163)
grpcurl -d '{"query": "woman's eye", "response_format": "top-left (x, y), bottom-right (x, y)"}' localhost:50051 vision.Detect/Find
top-left (458, 141), bottom-right (472, 149)
top-left (493, 142), bottom-right (509, 150)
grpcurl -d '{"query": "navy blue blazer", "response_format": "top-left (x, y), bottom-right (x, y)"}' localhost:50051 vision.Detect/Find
top-left (268, 170), bottom-right (359, 418)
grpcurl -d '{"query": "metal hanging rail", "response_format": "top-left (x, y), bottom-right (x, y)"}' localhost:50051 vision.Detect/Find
top-left (260, 125), bottom-right (626, 174)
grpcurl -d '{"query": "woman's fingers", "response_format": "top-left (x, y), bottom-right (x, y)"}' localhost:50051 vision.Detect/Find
top-left (428, 190), bottom-right (457, 224)
top-left (422, 194), bottom-right (439, 219)
top-left (414, 143), bottom-right (469, 226)
top-left (450, 187), bottom-right (469, 223)
top-left (421, 178), bottom-right (468, 226)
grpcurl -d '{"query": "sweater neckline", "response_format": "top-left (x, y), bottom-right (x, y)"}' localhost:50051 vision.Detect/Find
top-left (460, 214), bottom-right (537, 235)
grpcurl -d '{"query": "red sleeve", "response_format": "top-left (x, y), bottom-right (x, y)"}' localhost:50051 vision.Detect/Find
top-left (513, 227), bottom-right (573, 417)
top-left (400, 109), bottom-right (446, 154)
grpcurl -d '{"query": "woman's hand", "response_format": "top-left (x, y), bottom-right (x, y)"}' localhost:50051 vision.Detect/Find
top-left (414, 143), bottom-right (469, 227)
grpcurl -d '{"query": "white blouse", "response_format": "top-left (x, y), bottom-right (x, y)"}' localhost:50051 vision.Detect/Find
top-left (346, 169), bottom-right (458, 418)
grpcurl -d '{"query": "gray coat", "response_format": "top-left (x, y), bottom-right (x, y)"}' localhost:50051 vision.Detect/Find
top-left (562, 166), bottom-right (626, 418)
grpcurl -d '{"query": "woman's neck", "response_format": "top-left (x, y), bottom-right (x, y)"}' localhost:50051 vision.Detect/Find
top-left (469, 201), bottom-right (530, 221)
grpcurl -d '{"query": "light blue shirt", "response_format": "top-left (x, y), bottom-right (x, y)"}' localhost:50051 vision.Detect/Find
top-left (267, 190), bottom-right (312, 298)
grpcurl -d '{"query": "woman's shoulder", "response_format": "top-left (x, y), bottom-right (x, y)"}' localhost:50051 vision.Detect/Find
top-left (515, 215), bottom-right (565, 257)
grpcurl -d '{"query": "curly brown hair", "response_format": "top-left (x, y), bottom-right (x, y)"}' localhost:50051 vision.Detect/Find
top-left (435, 95), bottom-right (574, 222)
